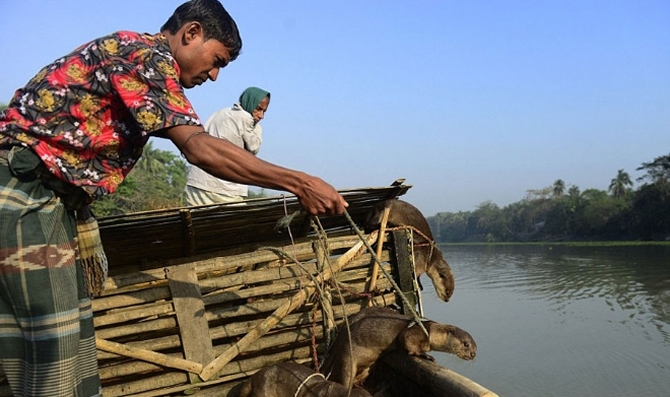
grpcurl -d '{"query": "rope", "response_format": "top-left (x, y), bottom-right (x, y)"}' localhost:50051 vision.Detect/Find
top-left (294, 372), bottom-right (325, 397)
top-left (272, 202), bottom-right (429, 388)
top-left (309, 217), bottom-right (337, 352)
top-left (256, 246), bottom-right (327, 302)
top-left (385, 224), bottom-right (437, 265)
top-left (309, 215), bottom-right (353, 374)
top-left (341, 209), bottom-right (429, 338)
top-left (273, 201), bottom-right (352, 374)
top-left (310, 307), bottom-right (320, 370)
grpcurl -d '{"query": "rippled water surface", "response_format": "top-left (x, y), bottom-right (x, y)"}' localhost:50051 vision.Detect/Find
top-left (421, 245), bottom-right (670, 397)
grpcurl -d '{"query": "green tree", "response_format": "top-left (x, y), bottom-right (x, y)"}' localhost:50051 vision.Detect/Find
top-left (430, 211), bottom-right (470, 242)
top-left (630, 154), bottom-right (670, 239)
top-left (0, 103), bottom-right (7, 111)
top-left (609, 169), bottom-right (633, 199)
top-left (568, 185), bottom-right (580, 198)
top-left (576, 189), bottom-right (626, 237)
top-left (91, 141), bottom-right (188, 216)
top-left (637, 153), bottom-right (670, 186)
top-left (471, 201), bottom-right (508, 241)
top-left (552, 179), bottom-right (565, 198)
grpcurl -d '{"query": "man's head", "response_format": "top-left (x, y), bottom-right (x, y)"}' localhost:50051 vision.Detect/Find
top-left (161, 0), bottom-right (242, 88)
top-left (239, 87), bottom-right (270, 124)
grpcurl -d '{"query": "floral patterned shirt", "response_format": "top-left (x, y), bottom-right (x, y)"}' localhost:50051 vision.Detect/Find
top-left (0, 31), bottom-right (201, 198)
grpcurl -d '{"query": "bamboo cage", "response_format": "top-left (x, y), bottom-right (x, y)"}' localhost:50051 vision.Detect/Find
top-left (94, 231), bottom-right (416, 397)
top-left (0, 181), bottom-right (421, 397)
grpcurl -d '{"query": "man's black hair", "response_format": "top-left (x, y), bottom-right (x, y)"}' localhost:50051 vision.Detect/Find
top-left (161, 0), bottom-right (242, 61)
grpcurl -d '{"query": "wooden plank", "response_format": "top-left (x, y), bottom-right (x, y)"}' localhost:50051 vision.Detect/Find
top-left (392, 230), bottom-right (418, 313)
top-left (368, 206), bottom-right (391, 296)
top-left (382, 352), bottom-right (499, 397)
top-left (168, 264), bottom-right (215, 383)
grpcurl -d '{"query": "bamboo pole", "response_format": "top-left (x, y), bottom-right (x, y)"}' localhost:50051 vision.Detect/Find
top-left (198, 231), bottom-right (378, 381)
top-left (368, 206), bottom-right (391, 299)
top-left (96, 338), bottom-right (202, 374)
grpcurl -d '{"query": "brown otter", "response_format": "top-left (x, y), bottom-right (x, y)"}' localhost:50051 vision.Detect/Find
top-left (364, 199), bottom-right (455, 302)
top-left (321, 307), bottom-right (477, 390)
top-left (238, 361), bottom-right (373, 397)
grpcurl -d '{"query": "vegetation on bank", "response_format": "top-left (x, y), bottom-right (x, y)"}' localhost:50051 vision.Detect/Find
top-left (427, 153), bottom-right (670, 243)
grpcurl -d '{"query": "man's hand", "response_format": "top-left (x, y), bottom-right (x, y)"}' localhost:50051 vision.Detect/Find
top-left (295, 175), bottom-right (348, 216)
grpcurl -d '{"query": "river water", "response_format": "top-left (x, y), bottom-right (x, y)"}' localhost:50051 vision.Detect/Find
top-left (421, 244), bottom-right (670, 397)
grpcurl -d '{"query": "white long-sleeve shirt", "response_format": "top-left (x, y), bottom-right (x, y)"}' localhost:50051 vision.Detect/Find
top-left (185, 103), bottom-right (263, 197)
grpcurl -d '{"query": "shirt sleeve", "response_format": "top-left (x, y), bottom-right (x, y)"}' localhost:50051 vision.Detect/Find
top-left (108, 35), bottom-right (201, 135)
top-left (204, 110), bottom-right (239, 141)
top-left (241, 124), bottom-right (262, 155)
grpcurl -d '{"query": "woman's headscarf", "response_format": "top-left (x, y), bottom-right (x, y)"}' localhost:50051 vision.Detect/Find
top-left (239, 86), bottom-right (270, 115)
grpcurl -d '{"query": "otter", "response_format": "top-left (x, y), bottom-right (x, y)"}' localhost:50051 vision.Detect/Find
top-left (238, 361), bottom-right (372, 397)
top-left (364, 199), bottom-right (455, 302)
top-left (321, 307), bottom-right (477, 390)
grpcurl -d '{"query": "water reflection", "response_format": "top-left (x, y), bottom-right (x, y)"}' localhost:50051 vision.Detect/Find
top-left (422, 244), bottom-right (670, 397)
top-left (447, 245), bottom-right (670, 342)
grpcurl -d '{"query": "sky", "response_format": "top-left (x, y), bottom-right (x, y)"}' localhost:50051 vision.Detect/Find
top-left (1, 1), bottom-right (668, 216)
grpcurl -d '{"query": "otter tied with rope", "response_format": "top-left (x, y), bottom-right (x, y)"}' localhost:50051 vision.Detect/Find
top-left (365, 199), bottom-right (455, 302)
top-left (320, 307), bottom-right (477, 390)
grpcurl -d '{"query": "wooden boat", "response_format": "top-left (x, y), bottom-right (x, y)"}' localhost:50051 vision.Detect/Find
top-left (0, 181), bottom-right (498, 397)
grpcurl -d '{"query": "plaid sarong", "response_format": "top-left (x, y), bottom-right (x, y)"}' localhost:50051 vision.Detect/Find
top-left (0, 153), bottom-right (101, 396)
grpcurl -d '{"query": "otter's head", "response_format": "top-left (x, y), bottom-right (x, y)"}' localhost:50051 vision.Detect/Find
top-left (425, 251), bottom-right (455, 302)
top-left (429, 323), bottom-right (477, 360)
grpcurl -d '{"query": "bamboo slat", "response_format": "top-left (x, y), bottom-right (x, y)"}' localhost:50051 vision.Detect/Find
top-left (96, 338), bottom-right (202, 374)
top-left (368, 205), bottom-right (391, 295)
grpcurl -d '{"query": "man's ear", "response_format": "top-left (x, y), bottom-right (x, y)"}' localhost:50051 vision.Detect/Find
top-left (182, 22), bottom-right (203, 45)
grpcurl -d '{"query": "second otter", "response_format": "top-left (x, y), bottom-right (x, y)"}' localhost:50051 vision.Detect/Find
top-left (365, 199), bottom-right (455, 302)
top-left (321, 307), bottom-right (477, 390)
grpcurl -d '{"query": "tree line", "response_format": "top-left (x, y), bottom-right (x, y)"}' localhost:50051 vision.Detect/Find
top-left (427, 154), bottom-right (670, 242)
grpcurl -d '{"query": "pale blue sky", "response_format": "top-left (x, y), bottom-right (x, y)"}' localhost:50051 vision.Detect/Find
top-left (1, 1), bottom-right (668, 216)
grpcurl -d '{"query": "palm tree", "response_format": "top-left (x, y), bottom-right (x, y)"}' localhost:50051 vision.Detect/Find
top-left (552, 179), bottom-right (565, 198)
top-left (568, 185), bottom-right (580, 198)
top-left (609, 169), bottom-right (633, 199)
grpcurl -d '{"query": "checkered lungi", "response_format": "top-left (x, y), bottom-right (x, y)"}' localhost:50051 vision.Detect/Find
top-left (0, 152), bottom-right (101, 397)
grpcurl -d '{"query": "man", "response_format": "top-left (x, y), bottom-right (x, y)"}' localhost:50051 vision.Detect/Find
top-left (0, 1), bottom-right (346, 396)
top-left (185, 86), bottom-right (271, 205)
